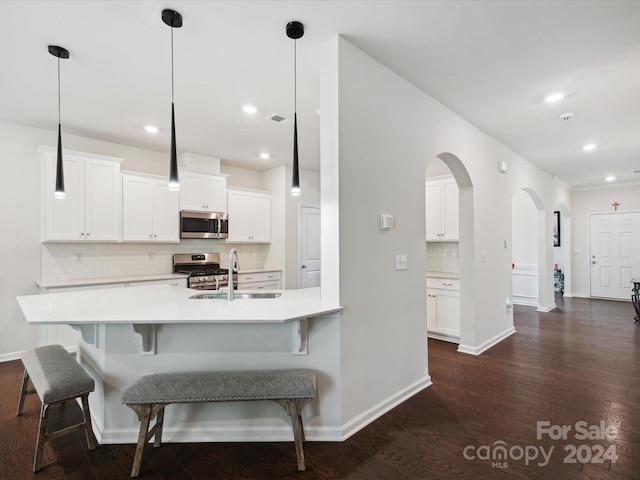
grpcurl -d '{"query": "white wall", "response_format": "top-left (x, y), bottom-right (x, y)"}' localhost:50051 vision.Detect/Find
top-left (570, 183), bottom-right (640, 296)
top-left (320, 35), bottom-right (575, 433)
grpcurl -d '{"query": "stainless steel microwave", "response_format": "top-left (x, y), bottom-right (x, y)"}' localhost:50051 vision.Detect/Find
top-left (180, 211), bottom-right (229, 239)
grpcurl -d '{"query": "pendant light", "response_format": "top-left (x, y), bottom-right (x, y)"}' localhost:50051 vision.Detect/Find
top-left (286, 21), bottom-right (304, 196)
top-left (48, 45), bottom-right (69, 199)
top-left (162, 9), bottom-right (183, 192)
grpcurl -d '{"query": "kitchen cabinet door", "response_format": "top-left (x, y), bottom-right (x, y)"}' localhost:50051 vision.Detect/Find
top-left (425, 175), bottom-right (459, 242)
top-left (180, 171), bottom-right (227, 212)
top-left (441, 178), bottom-right (459, 240)
top-left (42, 147), bottom-right (122, 241)
top-left (427, 276), bottom-right (460, 342)
top-left (152, 180), bottom-right (179, 241)
top-left (249, 193), bottom-right (271, 242)
top-left (84, 158), bottom-right (122, 241)
top-left (227, 188), bottom-right (271, 243)
top-left (122, 175), bottom-right (154, 241)
top-left (122, 173), bottom-right (179, 242)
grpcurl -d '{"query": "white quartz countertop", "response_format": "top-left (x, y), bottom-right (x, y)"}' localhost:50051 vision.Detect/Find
top-left (36, 273), bottom-right (189, 289)
top-left (426, 271), bottom-right (459, 279)
top-left (237, 268), bottom-right (281, 275)
top-left (17, 285), bottom-right (341, 325)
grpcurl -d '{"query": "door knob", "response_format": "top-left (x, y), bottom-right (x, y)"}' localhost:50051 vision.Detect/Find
top-left (301, 265), bottom-right (307, 269)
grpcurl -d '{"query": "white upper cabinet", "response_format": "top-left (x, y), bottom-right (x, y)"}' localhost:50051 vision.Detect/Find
top-left (227, 188), bottom-right (271, 243)
top-left (179, 170), bottom-right (227, 212)
top-left (425, 175), bottom-right (459, 242)
top-left (41, 147), bottom-right (122, 241)
top-left (122, 173), bottom-right (179, 242)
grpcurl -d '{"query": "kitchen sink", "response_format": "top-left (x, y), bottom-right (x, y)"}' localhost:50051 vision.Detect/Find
top-left (189, 292), bottom-right (282, 300)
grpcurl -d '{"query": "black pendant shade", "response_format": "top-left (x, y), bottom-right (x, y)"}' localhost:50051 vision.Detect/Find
top-left (287, 21), bottom-right (304, 196)
top-left (169, 102), bottom-right (178, 189)
top-left (55, 124), bottom-right (64, 196)
top-left (48, 45), bottom-right (69, 199)
top-left (162, 9), bottom-right (182, 191)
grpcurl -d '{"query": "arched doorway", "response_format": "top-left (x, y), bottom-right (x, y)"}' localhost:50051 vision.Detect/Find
top-left (511, 187), bottom-right (557, 311)
top-left (425, 152), bottom-right (474, 351)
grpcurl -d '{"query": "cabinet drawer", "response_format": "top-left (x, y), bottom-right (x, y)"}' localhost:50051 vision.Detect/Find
top-left (237, 271), bottom-right (281, 284)
top-left (238, 281), bottom-right (281, 291)
top-left (427, 277), bottom-right (459, 290)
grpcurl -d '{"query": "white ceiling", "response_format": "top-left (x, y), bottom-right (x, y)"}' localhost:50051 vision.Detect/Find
top-left (3, 0), bottom-right (640, 189)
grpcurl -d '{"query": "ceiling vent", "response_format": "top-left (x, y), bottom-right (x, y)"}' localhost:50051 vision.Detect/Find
top-left (266, 113), bottom-right (287, 123)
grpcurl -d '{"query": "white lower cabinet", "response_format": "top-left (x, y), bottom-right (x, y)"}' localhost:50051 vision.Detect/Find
top-left (427, 277), bottom-right (460, 343)
top-left (237, 271), bottom-right (281, 290)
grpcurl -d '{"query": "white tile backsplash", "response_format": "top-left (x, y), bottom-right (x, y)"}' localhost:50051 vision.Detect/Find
top-left (41, 241), bottom-right (269, 282)
top-left (426, 242), bottom-right (460, 273)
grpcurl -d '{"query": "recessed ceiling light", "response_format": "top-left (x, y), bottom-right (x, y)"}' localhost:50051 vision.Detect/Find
top-left (242, 104), bottom-right (257, 114)
top-left (558, 112), bottom-right (574, 121)
top-left (144, 125), bottom-right (159, 134)
top-left (259, 152), bottom-right (270, 160)
top-left (583, 144), bottom-right (597, 151)
top-left (605, 176), bottom-right (616, 182)
top-left (545, 92), bottom-right (564, 103)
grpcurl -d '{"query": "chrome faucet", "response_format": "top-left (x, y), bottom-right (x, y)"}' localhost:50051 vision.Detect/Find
top-left (228, 248), bottom-right (239, 301)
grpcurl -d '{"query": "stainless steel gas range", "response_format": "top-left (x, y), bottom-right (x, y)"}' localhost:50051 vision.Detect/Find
top-left (172, 253), bottom-right (237, 291)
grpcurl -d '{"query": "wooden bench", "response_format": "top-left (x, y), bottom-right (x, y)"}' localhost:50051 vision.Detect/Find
top-left (17, 344), bottom-right (97, 472)
top-left (121, 369), bottom-right (317, 477)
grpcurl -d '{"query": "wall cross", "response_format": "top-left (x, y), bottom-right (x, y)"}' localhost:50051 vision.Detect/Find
top-left (612, 201), bottom-right (620, 211)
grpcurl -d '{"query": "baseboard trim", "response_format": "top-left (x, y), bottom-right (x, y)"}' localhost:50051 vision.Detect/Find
top-left (427, 331), bottom-right (460, 343)
top-left (94, 376), bottom-right (435, 445)
top-left (457, 326), bottom-right (516, 356)
top-left (98, 423), bottom-right (344, 444)
top-left (512, 295), bottom-right (538, 307)
top-left (340, 374), bottom-right (433, 441)
top-left (537, 303), bottom-right (556, 313)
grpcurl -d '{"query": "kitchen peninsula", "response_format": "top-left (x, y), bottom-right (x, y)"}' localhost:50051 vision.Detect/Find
top-left (16, 285), bottom-right (342, 444)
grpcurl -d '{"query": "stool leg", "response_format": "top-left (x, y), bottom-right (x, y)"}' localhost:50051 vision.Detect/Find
top-left (154, 407), bottom-right (165, 447)
top-left (131, 404), bottom-right (153, 478)
top-left (276, 399), bottom-right (309, 471)
top-left (289, 400), bottom-right (306, 471)
top-left (80, 394), bottom-right (98, 450)
top-left (34, 403), bottom-right (50, 472)
top-left (17, 369), bottom-right (30, 416)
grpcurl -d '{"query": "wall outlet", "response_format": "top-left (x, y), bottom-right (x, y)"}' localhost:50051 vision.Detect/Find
top-left (395, 255), bottom-right (408, 270)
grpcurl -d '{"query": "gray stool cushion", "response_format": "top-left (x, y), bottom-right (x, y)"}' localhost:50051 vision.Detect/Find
top-left (21, 345), bottom-right (94, 404)
top-left (122, 369), bottom-right (317, 405)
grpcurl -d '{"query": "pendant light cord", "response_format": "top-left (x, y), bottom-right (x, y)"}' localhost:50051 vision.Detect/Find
top-left (171, 26), bottom-right (175, 103)
top-left (294, 39), bottom-right (297, 115)
top-left (57, 56), bottom-right (61, 125)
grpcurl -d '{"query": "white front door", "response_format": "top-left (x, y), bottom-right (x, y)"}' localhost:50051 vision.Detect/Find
top-left (299, 206), bottom-right (321, 288)
top-left (590, 212), bottom-right (640, 299)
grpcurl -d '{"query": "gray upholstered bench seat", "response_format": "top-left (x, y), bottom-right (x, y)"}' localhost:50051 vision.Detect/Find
top-left (122, 369), bottom-right (317, 477)
top-left (17, 344), bottom-right (97, 472)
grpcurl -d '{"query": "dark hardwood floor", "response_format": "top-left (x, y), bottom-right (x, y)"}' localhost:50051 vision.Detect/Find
top-left (2, 295), bottom-right (639, 479)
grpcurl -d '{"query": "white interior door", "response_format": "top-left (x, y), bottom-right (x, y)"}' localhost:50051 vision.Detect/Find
top-left (299, 206), bottom-right (321, 288)
top-left (590, 212), bottom-right (640, 299)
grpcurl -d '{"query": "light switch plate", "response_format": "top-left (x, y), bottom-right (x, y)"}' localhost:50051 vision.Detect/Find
top-left (395, 254), bottom-right (408, 270)
top-left (380, 214), bottom-right (394, 230)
